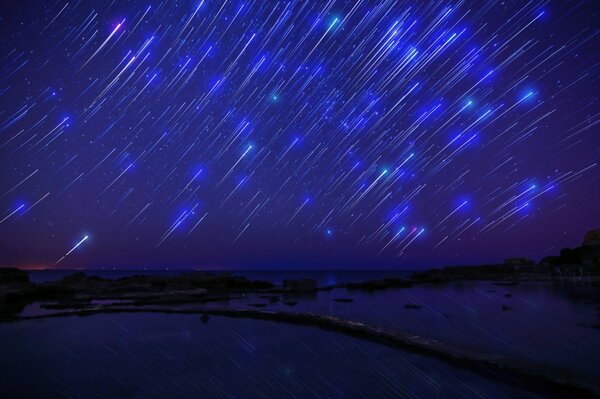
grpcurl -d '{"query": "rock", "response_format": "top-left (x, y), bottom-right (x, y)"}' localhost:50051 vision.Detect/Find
top-left (582, 229), bottom-right (600, 247)
top-left (318, 284), bottom-right (338, 291)
top-left (404, 304), bottom-right (422, 309)
top-left (57, 272), bottom-right (111, 289)
top-left (333, 298), bottom-right (353, 303)
top-left (540, 230), bottom-right (600, 269)
top-left (135, 288), bottom-right (208, 304)
top-left (1, 270), bottom-right (281, 315)
top-left (411, 264), bottom-right (519, 283)
top-left (41, 299), bottom-right (91, 310)
top-left (0, 268), bottom-right (32, 302)
top-left (250, 303), bottom-right (267, 308)
top-left (0, 268), bottom-right (30, 285)
top-left (284, 301), bottom-right (297, 306)
top-left (0, 301), bottom-right (27, 316)
top-left (504, 293), bottom-right (512, 298)
top-left (539, 256), bottom-right (562, 268)
top-left (59, 272), bottom-right (90, 285)
top-left (259, 295), bottom-right (280, 303)
top-left (110, 272), bottom-right (275, 292)
top-left (502, 305), bottom-right (513, 311)
top-left (346, 278), bottom-right (412, 290)
top-left (504, 258), bottom-right (535, 271)
top-left (201, 314), bottom-right (209, 324)
top-left (282, 279), bottom-right (317, 292)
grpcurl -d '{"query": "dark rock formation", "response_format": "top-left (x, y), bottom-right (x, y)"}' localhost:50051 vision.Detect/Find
top-left (259, 295), bottom-right (280, 303)
top-left (410, 230), bottom-right (600, 284)
top-left (41, 299), bottom-right (92, 310)
top-left (0, 268), bottom-right (36, 312)
top-left (540, 230), bottom-right (600, 271)
top-left (504, 257), bottom-right (536, 272)
top-left (282, 278), bottom-right (317, 292)
top-left (59, 272), bottom-right (109, 286)
top-left (0, 270), bottom-right (276, 316)
top-left (0, 268), bottom-right (30, 285)
top-left (54, 271), bottom-right (274, 295)
top-left (404, 304), bottom-right (422, 310)
top-left (346, 277), bottom-right (412, 290)
top-left (333, 298), bottom-right (353, 303)
top-left (411, 264), bottom-right (518, 283)
top-left (583, 229), bottom-right (600, 247)
top-left (504, 258), bottom-right (535, 267)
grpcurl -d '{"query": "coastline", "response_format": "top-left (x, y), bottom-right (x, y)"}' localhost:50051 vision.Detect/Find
top-left (1, 230), bottom-right (598, 398)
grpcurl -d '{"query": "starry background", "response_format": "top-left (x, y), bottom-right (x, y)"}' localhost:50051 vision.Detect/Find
top-left (0, 0), bottom-right (598, 269)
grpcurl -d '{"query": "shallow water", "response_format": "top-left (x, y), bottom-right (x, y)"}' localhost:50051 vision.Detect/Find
top-left (209, 280), bottom-right (600, 380)
top-left (0, 313), bottom-right (543, 398)
top-left (11, 270), bottom-right (600, 395)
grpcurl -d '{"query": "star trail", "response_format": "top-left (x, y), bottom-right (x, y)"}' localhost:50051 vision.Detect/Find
top-left (0, 0), bottom-right (598, 268)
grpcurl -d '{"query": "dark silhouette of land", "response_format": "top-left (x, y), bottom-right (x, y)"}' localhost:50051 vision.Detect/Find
top-left (1, 229), bottom-right (599, 398)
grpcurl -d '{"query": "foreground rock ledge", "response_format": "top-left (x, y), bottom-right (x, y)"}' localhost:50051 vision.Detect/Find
top-left (2, 306), bottom-right (598, 398)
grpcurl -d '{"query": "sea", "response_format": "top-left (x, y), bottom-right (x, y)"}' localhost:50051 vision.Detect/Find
top-left (1, 269), bottom-right (598, 398)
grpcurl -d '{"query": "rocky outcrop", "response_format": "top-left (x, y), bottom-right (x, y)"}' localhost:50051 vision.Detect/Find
top-left (0, 268), bottom-right (34, 304)
top-left (0, 268), bottom-right (33, 315)
top-left (282, 278), bottom-right (317, 291)
top-left (52, 271), bottom-right (274, 294)
top-left (346, 277), bottom-right (412, 290)
top-left (410, 230), bottom-right (600, 283)
top-left (583, 229), bottom-right (600, 247)
top-left (0, 268), bottom-right (30, 285)
top-left (410, 264), bottom-right (519, 283)
top-left (538, 229), bottom-right (600, 270)
top-left (0, 269), bottom-right (275, 315)
top-left (504, 258), bottom-right (536, 272)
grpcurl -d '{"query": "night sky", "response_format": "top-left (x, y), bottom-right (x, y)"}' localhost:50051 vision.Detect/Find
top-left (0, 0), bottom-right (598, 270)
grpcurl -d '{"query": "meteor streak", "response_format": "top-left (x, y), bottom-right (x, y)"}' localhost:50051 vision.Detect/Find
top-left (55, 235), bottom-right (89, 265)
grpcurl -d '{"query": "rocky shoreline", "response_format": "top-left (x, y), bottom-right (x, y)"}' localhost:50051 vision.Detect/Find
top-left (2, 230), bottom-right (598, 305)
top-left (344, 229), bottom-right (600, 289)
top-left (1, 229), bottom-right (598, 314)
top-left (0, 229), bottom-right (598, 397)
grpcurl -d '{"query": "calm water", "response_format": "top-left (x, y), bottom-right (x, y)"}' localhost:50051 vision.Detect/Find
top-left (0, 313), bottom-right (543, 399)
top-left (4, 270), bottom-right (599, 397)
top-left (208, 280), bottom-right (600, 380)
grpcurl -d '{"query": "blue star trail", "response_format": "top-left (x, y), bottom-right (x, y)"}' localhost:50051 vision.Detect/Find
top-left (0, 0), bottom-right (598, 268)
